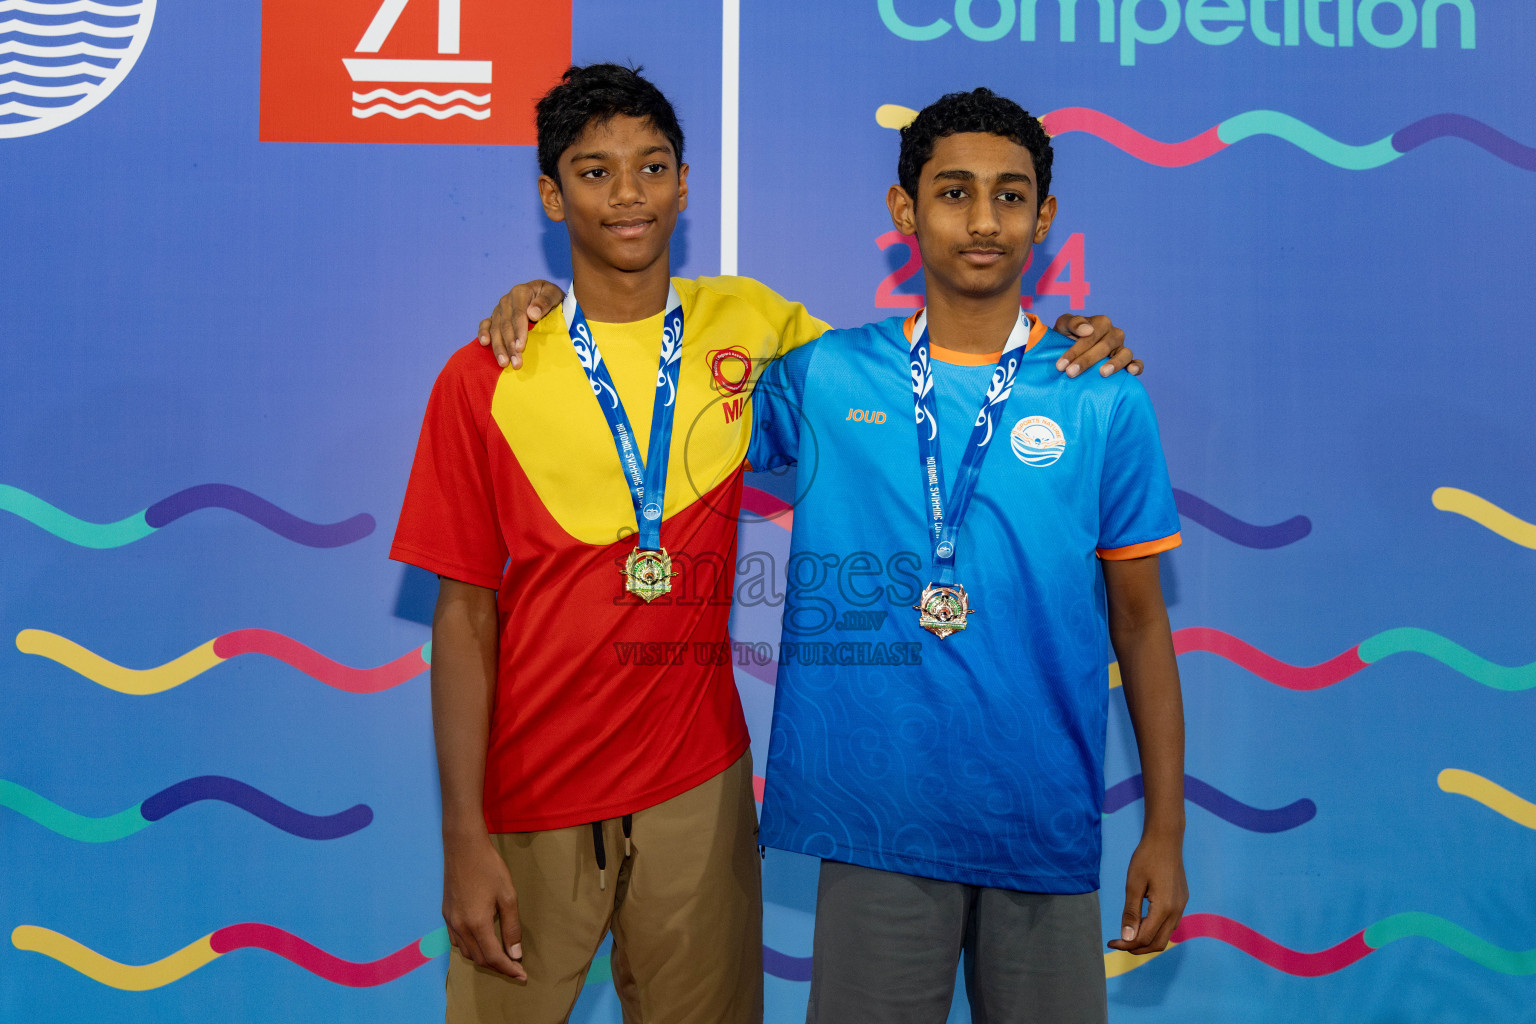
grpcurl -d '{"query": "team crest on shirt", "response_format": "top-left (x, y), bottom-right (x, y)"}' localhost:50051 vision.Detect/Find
top-left (707, 347), bottom-right (753, 394)
top-left (1010, 416), bottom-right (1066, 467)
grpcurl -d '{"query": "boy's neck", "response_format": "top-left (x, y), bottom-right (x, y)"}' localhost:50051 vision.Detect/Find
top-left (923, 283), bottom-right (1024, 354)
top-left (570, 249), bottom-right (673, 324)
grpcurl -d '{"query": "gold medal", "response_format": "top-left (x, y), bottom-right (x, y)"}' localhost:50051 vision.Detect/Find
top-left (622, 547), bottom-right (678, 603)
top-left (914, 583), bottom-right (976, 639)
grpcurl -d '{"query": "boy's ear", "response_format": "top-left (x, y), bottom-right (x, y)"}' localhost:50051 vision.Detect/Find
top-left (538, 174), bottom-right (565, 223)
top-left (1034, 194), bottom-right (1057, 244)
top-left (887, 184), bottom-right (916, 235)
top-left (677, 162), bottom-right (689, 213)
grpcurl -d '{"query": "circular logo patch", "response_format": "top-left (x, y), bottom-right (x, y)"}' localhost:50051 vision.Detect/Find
top-left (1010, 415), bottom-right (1066, 467)
top-left (0, 0), bottom-right (158, 140)
top-left (642, 502), bottom-right (662, 521)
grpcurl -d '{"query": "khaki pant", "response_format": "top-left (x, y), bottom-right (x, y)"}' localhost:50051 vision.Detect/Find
top-left (446, 751), bottom-right (762, 1024)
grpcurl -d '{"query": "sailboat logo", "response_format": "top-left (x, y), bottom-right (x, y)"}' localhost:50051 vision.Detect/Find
top-left (345, 0), bottom-right (488, 122)
top-left (0, 0), bottom-right (156, 140)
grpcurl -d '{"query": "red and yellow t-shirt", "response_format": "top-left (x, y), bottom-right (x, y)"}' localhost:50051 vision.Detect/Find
top-left (390, 276), bottom-right (827, 832)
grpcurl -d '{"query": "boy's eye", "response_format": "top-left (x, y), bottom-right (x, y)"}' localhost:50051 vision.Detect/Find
top-left (579, 167), bottom-right (607, 179)
top-left (998, 191), bottom-right (1023, 203)
top-left (941, 188), bottom-right (966, 200)
top-left (643, 162), bottom-right (667, 174)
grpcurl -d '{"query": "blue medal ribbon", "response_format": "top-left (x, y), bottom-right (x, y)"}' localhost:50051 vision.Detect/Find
top-left (909, 309), bottom-right (1034, 585)
top-left (565, 284), bottom-right (684, 552)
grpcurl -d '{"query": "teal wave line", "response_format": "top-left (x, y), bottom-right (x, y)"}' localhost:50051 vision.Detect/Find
top-left (1365, 913), bottom-right (1536, 975)
top-left (417, 927), bottom-right (451, 959)
top-left (1359, 628), bottom-right (1536, 691)
top-left (1218, 111), bottom-right (1402, 171)
top-left (0, 485), bottom-right (154, 549)
top-left (0, 781), bottom-right (149, 843)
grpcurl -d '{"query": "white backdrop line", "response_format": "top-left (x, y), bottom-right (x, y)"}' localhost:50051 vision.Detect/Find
top-left (720, 0), bottom-right (739, 276)
top-left (0, 18), bottom-right (138, 36)
top-left (0, 0), bottom-right (141, 13)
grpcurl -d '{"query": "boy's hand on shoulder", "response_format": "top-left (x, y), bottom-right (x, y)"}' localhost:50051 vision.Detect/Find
top-left (1054, 314), bottom-right (1143, 379)
top-left (442, 831), bottom-right (528, 981)
top-left (478, 279), bottom-right (566, 370)
top-left (1107, 833), bottom-right (1187, 955)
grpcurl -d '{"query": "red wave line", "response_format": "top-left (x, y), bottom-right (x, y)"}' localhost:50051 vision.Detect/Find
top-left (212, 630), bottom-right (427, 694)
top-left (1170, 914), bottom-right (1372, 977)
top-left (210, 924), bottom-right (429, 987)
top-left (1173, 627), bottom-right (1366, 690)
top-left (1042, 108), bottom-right (1226, 168)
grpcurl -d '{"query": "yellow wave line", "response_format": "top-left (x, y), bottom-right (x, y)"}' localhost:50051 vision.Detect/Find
top-left (1432, 488), bottom-right (1536, 550)
top-left (1108, 662), bottom-right (1123, 690)
top-left (1438, 769), bottom-right (1536, 831)
top-left (876, 103), bottom-right (917, 130)
top-left (15, 630), bottom-right (223, 695)
top-left (12, 926), bottom-right (220, 990)
top-left (1104, 943), bottom-right (1173, 978)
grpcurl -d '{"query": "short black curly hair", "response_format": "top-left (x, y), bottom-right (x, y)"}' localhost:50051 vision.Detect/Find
top-left (897, 88), bottom-right (1052, 206)
top-left (535, 64), bottom-right (685, 185)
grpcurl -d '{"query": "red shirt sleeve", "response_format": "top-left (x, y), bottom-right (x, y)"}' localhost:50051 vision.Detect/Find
top-left (389, 342), bottom-right (508, 589)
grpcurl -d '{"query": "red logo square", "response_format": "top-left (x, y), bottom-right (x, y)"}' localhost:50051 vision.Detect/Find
top-left (260, 0), bottom-right (571, 145)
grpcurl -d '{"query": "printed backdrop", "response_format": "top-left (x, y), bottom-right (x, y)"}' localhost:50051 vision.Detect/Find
top-left (3, 1), bottom-right (1534, 1022)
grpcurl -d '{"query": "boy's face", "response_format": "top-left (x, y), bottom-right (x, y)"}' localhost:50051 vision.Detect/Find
top-left (538, 114), bottom-right (688, 277)
top-left (886, 132), bottom-right (1056, 304)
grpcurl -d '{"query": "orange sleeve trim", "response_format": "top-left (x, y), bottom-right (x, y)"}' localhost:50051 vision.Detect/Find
top-left (1097, 532), bottom-right (1182, 561)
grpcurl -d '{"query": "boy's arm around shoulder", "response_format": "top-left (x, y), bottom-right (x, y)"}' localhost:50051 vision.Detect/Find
top-left (431, 578), bottom-right (526, 981)
top-left (1103, 554), bottom-right (1188, 955)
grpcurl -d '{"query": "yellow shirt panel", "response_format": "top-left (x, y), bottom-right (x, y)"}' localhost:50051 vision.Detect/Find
top-left (490, 276), bottom-right (828, 545)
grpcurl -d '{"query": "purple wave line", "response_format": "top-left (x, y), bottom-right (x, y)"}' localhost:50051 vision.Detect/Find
top-left (764, 946), bottom-right (813, 982)
top-left (1173, 489), bottom-right (1311, 549)
top-left (1392, 115), bottom-right (1536, 172)
top-left (143, 484), bottom-right (375, 548)
top-left (1104, 773), bottom-right (1317, 834)
top-left (139, 776), bottom-right (374, 840)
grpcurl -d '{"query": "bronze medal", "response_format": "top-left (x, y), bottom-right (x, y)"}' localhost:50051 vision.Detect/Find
top-left (914, 582), bottom-right (976, 639)
top-left (622, 547), bottom-right (678, 603)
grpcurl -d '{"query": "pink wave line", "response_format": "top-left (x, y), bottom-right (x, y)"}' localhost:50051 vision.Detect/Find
top-left (740, 486), bottom-right (792, 531)
top-left (1041, 108), bottom-right (1227, 168)
top-left (212, 630), bottom-right (427, 694)
top-left (1173, 627), bottom-right (1367, 690)
top-left (1170, 914), bottom-right (1373, 977)
top-left (210, 924), bottom-right (429, 987)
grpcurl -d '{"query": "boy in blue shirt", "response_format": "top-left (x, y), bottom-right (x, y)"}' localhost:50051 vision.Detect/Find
top-left (746, 88), bottom-right (1187, 1024)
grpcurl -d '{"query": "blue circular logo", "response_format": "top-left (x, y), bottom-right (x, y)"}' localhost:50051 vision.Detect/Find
top-left (642, 502), bottom-right (662, 521)
top-left (936, 541), bottom-right (954, 558)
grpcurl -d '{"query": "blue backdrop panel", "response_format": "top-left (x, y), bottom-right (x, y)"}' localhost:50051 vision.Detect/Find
top-left (2, 2), bottom-right (1533, 1023)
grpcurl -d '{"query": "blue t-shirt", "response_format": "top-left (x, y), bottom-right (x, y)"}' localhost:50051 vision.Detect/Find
top-left (747, 313), bottom-right (1181, 893)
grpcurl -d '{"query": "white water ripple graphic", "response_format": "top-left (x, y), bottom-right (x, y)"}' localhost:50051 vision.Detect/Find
top-left (351, 103), bottom-right (491, 120)
top-left (351, 88), bottom-right (489, 105)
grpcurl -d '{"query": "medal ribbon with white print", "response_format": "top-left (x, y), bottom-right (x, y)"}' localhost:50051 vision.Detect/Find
top-left (910, 309), bottom-right (1032, 586)
top-left (565, 285), bottom-right (684, 554)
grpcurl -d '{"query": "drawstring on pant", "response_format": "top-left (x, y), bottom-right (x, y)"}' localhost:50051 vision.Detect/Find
top-left (592, 822), bottom-right (607, 891)
top-left (592, 816), bottom-right (635, 891)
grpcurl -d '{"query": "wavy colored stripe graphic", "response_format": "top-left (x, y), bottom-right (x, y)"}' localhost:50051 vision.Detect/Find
top-left (0, 777), bottom-right (370, 841)
top-left (1109, 912), bottom-right (1536, 978)
top-left (1104, 774), bottom-right (1315, 833)
top-left (740, 484), bottom-right (793, 530)
top-left (1172, 489), bottom-right (1311, 548)
top-left (16, 628), bottom-right (429, 695)
top-left (1173, 627), bottom-right (1368, 690)
top-left (1438, 769), bottom-right (1536, 831)
top-left (1432, 487), bottom-right (1536, 549)
top-left (875, 105), bottom-right (1536, 172)
top-left (12, 925), bottom-right (441, 990)
top-left (0, 1), bottom-right (142, 14)
top-left (0, 483), bottom-right (373, 548)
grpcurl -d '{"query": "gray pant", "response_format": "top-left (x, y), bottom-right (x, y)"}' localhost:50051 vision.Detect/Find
top-left (806, 860), bottom-right (1108, 1024)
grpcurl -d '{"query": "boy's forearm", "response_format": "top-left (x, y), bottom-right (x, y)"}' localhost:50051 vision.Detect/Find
top-left (1104, 558), bottom-right (1185, 839)
top-left (430, 578), bottom-right (500, 840)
